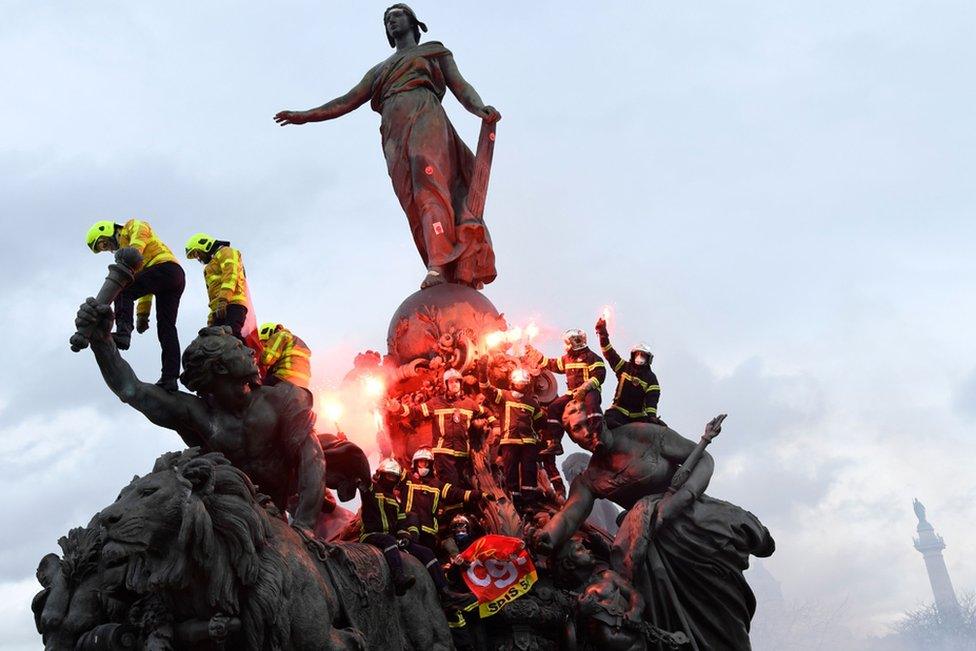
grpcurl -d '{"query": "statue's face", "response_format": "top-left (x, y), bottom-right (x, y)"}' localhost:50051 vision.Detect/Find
top-left (216, 338), bottom-right (260, 386)
top-left (564, 401), bottom-right (600, 451)
top-left (561, 538), bottom-right (595, 571)
top-left (385, 8), bottom-right (411, 39)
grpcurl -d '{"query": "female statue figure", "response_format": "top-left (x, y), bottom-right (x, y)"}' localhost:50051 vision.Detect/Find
top-left (275, 4), bottom-right (500, 290)
top-left (536, 404), bottom-right (775, 650)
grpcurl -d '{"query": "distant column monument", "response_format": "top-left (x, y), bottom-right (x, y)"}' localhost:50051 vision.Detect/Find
top-left (912, 498), bottom-right (961, 620)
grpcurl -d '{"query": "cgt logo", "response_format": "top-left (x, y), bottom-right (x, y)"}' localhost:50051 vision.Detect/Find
top-left (459, 535), bottom-right (538, 617)
top-left (465, 553), bottom-right (528, 590)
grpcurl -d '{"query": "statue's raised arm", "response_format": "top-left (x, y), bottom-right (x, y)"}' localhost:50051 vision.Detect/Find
top-left (75, 298), bottom-right (207, 444)
top-left (272, 4), bottom-right (499, 290)
top-left (76, 298), bottom-right (327, 532)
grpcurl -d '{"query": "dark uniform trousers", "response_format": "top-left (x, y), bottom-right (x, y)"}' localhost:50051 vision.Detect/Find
top-left (113, 261), bottom-right (185, 383)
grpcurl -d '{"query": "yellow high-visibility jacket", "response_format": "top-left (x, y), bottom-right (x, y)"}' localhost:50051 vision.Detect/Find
top-left (204, 246), bottom-right (248, 314)
top-left (118, 219), bottom-right (178, 319)
top-left (260, 328), bottom-right (311, 389)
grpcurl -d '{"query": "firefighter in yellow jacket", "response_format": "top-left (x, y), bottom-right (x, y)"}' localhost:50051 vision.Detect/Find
top-left (86, 219), bottom-right (185, 391)
top-left (257, 323), bottom-right (312, 390)
top-left (184, 233), bottom-right (249, 340)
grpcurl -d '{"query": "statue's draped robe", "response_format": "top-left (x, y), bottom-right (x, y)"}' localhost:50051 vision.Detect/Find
top-left (370, 42), bottom-right (496, 286)
top-left (581, 440), bottom-right (775, 650)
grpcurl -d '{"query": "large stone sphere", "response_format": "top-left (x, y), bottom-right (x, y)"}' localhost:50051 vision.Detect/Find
top-left (386, 283), bottom-right (506, 364)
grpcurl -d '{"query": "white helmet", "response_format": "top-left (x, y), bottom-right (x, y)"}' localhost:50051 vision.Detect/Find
top-left (630, 342), bottom-right (653, 364)
top-left (563, 329), bottom-right (587, 351)
top-left (443, 368), bottom-right (463, 386)
top-left (411, 447), bottom-right (434, 466)
top-left (631, 342), bottom-right (652, 355)
top-left (450, 513), bottom-right (471, 534)
top-left (376, 457), bottom-right (402, 478)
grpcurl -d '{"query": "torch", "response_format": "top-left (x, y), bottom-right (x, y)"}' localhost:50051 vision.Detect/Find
top-left (70, 247), bottom-right (143, 352)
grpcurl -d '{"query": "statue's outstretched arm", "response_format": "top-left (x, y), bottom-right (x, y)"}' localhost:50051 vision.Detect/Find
top-left (78, 299), bottom-right (204, 433)
top-left (537, 477), bottom-right (596, 553)
top-left (440, 54), bottom-right (501, 122)
top-left (274, 65), bottom-right (378, 126)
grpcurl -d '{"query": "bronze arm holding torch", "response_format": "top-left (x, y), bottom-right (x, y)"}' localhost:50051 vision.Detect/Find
top-left (70, 247), bottom-right (143, 352)
top-left (652, 413), bottom-right (726, 532)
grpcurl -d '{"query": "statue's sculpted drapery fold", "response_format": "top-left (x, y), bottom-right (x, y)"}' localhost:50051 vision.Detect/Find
top-left (370, 41), bottom-right (496, 287)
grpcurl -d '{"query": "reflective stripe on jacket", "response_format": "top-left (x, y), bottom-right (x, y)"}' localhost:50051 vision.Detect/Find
top-left (403, 475), bottom-right (471, 536)
top-left (404, 395), bottom-right (492, 457)
top-left (204, 246), bottom-right (248, 310)
top-left (261, 328), bottom-right (311, 389)
top-left (601, 337), bottom-right (660, 417)
top-left (541, 349), bottom-right (607, 394)
top-left (119, 219), bottom-right (178, 271)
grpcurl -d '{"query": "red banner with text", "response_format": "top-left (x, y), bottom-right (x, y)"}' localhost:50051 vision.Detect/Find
top-left (459, 534), bottom-right (538, 618)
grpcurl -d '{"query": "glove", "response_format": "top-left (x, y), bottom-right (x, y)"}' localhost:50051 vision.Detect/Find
top-left (595, 318), bottom-right (608, 337)
top-left (136, 315), bottom-right (150, 334)
top-left (573, 383), bottom-right (591, 402)
top-left (213, 298), bottom-right (228, 320)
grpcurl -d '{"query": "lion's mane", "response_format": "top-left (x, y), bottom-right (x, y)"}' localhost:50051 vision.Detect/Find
top-left (130, 448), bottom-right (291, 649)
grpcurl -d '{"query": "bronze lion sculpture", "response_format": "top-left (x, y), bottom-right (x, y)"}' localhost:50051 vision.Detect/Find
top-left (35, 448), bottom-right (452, 650)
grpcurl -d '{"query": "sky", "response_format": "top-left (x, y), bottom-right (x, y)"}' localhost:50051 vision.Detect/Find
top-left (2, 1), bottom-right (975, 648)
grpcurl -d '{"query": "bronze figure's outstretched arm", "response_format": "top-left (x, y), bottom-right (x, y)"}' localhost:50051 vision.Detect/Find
top-left (536, 479), bottom-right (597, 553)
top-left (274, 66), bottom-right (378, 126)
top-left (76, 298), bottom-right (204, 437)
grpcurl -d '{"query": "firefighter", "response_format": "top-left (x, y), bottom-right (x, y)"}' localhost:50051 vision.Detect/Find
top-left (388, 369), bottom-right (493, 486)
top-left (86, 220), bottom-right (185, 391)
top-left (402, 447), bottom-right (481, 552)
top-left (184, 233), bottom-right (249, 340)
top-left (257, 322), bottom-right (312, 391)
top-left (478, 361), bottom-right (546, 509)
top-left (596, 317), bottom-right (662, 429)
top-left (359, 458), bottom-right (476, 607)
top-left (526, 329), bottom-right (606, 494)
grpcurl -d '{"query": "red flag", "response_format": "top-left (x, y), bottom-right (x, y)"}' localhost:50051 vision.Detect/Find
top-left (459, 534), bottom-right (538, 618)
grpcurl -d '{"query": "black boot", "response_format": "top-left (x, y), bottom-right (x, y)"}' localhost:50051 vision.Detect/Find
top-left (155, 378), bottom-right (179, 393)
top-left (112, 332), bottom-right (131, 350)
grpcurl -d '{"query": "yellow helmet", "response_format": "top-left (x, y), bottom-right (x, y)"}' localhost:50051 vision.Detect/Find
top-left (185, 233), bottom-right (217, 259)
top-left (258, 322), bottom-right (282, 341)
top-left (86, 221), bottom-right (118, 253)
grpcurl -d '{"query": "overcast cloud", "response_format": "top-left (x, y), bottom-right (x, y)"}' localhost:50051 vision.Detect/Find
top-left (2, 2), bottom-right (975, 648)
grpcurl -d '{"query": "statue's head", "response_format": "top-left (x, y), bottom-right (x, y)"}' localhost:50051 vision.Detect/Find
top-left (180, 326), bottom-right (260, 396)
top-left (549, 535), bottom-right (596, 589)
top-left (563, 400), bottom-right (601, 451)
top-left (384, 4), bottom-right (427, 48)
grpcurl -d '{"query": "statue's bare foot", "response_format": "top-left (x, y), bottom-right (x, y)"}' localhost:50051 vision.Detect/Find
top-left (421, 268), bottom-right (446, 289)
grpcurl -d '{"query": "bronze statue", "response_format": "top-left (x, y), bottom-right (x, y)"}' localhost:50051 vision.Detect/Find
top-left (537, 404), bottom-right (775, 650)
top-left (74, 298), bottom-right (326, 533)
top-left (35, 449), bottom-right (453, 649)
top-left (274, 4), bottom-right (500, 290)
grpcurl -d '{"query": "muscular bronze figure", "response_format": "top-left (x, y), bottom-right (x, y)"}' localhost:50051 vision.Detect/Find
top-left (274, 4), bottom-right (500, 290)
top-left (537, 403), bottom-right (775, 650)
top-left (75, 298), bottom-right (326, 532)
